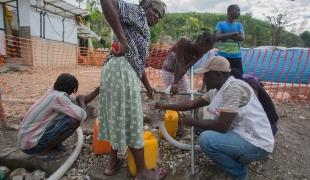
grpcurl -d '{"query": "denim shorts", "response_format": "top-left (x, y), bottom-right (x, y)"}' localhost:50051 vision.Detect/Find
top-left (23, 116), bottom-right (74, 155)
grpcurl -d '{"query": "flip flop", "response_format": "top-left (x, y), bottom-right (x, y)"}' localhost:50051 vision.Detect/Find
top-left (134, 167), bottom-right (168, 180)
top-left (154, 167), bottom-right (168, 180)
top-left (104, 158), bottom-right (124, 176)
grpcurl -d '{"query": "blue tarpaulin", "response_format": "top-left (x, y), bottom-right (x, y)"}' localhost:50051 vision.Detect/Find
top-left (194, 47), bottom-right (310, 84)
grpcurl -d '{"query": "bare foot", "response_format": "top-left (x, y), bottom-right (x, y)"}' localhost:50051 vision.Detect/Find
top-left (135, 168), bottom-right (167, 180)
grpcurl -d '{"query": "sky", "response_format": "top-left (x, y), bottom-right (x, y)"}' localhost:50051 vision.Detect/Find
top-left (127, 0), bottom-right (310, 34)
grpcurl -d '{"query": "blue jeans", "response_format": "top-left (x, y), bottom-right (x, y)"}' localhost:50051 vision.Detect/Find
top-left (199, 130), bottom-right (269, 180)
top-left (23, 116), bottom-right (74, 155)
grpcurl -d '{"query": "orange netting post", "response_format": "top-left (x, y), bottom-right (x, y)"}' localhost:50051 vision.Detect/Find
top-left (242, 48), bottom-right (249, 65)
top-left (252, 49), bottom-right (262, 75)
top-left (295, 49), bottom-right (310, 102)
top-left (257, 49), bottom-right (268, 80)
top-left (0, 55), bottom-right (3, 66)
top-left (262, 49), bottom-right (275, 88)
top-left (269, 50), bottom-right (282, 98)
top-left (0, 98), bottom-right (6, 128)
top-left (5, 34), bottom-right (33, 66)
top-left (280, 50), bottom-right (296, 101)
top-left (245, 49), bottom-right (255, 72)
top-left (274, 50), bottom-right (289, 99)
top-left (146, 45), bottom-right (170, 89)
top-left (303, 77), bottom-right (310, 103)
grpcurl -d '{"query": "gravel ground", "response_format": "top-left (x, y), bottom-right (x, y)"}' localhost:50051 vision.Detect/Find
top-left (1, 67), bottom-right (309, 179)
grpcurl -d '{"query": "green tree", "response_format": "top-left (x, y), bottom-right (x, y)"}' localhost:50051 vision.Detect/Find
top-left (84, 6), bottom-right (302, 48)
top-left (180, 16), bottom-right (201, 40)
top-left (265, 14), bottom-right (289, 46)
top-left (150, 23), bottom-right (163, 43)
top-left (300, 31), bottom-right (310, 47)
top-left (84, 0), bottom-right (111, 48)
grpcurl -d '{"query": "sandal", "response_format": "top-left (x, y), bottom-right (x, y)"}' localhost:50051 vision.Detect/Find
top-left (104, 158), bottom-right (124, 176)
top-left (154, 167), bottom-right (168, 180)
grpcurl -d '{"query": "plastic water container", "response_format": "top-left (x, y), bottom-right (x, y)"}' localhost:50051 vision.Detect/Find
top-left (92, 118), bottom-right (111, 154)
top-left (127, 131), bottom-right (158, 176)
top-left (160, 110), bottom-right (179, 138)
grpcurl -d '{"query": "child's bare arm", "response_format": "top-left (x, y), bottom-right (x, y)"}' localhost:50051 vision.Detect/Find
top-left (84, 87), bottom-right (99, 104)
top-left (173, 38), bottom-right (189, 84)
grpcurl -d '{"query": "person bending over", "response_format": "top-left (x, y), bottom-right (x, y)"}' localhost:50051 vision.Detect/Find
top-left (17, 73), bottom-right (98, 157)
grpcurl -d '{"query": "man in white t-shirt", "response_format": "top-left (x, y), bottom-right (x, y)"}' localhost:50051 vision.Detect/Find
top-left (155, 56), bottom-right (274, 180)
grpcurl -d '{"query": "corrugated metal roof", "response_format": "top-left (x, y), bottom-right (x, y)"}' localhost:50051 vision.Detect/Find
top-left (32, 0), bottom-right (89, 18)
top-left (0, 0), bottom-right (17, 3)
top-left (78, 24), bottom-right (101, 40)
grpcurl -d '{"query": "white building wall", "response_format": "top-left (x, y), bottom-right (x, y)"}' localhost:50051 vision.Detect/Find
top-left (64, 18), bottom-right (77, 44)
top-left (30, 9), bottom-right (41, 37)
top-left (30, 9), bottom-right (77, 44)
top-left (44, 13), bottom-right (63, 42)
top-left (18, 0), bottom-right (30, 26)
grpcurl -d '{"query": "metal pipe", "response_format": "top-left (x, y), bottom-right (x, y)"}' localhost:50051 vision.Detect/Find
top-left (140, 89), bottom-right (203, 97)
top-left (16, 0), bottom-right (19, 28)
top-left (40, 11), bottom-right (43, 37)
top-left (190, 66), bottom-right (195, 176)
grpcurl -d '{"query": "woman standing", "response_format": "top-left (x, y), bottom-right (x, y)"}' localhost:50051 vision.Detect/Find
top-left (98, 0), bottom-right (166, 179)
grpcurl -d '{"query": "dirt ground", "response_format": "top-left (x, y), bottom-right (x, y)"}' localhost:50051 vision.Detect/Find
top-left (1, 67), bottom-right (310, 179)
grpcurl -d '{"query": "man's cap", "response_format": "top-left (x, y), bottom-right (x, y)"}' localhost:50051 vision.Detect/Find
top-left (194, 56), bottom-right (231, 74)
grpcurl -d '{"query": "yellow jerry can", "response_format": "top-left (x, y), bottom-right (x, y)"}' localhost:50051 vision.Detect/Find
top-left (127, 131), bottom-right (158, 176)
top-left (92, 118), bottom-right (111, 154)
top-left (160, 110), bottom-right (179, 138)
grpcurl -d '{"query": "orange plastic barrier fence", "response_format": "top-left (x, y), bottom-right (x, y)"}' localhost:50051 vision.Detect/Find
top-left (1, 34), bottom-right (33, 65)
top-left (241, 48), bottom-right (310, 102)
top-left (78, 47), bottom-right (109, 66)
top-left (0, 34), bottom-right (309, 103)
top-left (145, 45), bottom-right (203, 89)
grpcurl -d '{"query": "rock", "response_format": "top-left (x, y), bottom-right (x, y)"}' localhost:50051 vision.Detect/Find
top-left (0, 166), bottom-right (10, 177)
top-left (0, 148), bottom-right (18, 159)
top-left (275, 92), bottom-right (290, 101)
top-left (268, 155), bottom-right (274, 160)
top-left (297, 95), bottom-right (307, 101)
top-left (85, 135), bottom-right (92, 140)
top-left (12, 175), bottom-right (24, 180)
top-left (1, 148), bottom-right (70, 174)
top-left (0, 167), bottom-right (10, 180)
top-left (9, 168), bottom-right (29, 179)
top-left (7, 123), bottom-right (20, 130)
top-left (298, 116), bottom-right (309, 120)
top-left (25, 170), bottom-right (46, 180)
